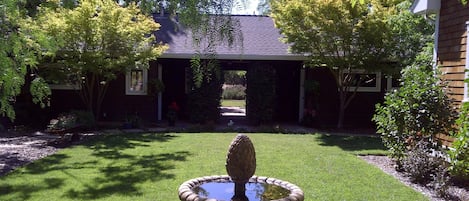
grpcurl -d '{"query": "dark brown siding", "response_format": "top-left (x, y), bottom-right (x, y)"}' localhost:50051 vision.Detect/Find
top-left (438, 0), bottom-right (469, 105)
top-left (101, 60), bottom-right (161, 122)
top-left (305, 68), bottom-right (385, 128)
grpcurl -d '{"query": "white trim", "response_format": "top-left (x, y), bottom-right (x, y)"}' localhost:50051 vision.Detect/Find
top-left (342, 70), bottom-right (382, 92)
top-left (157, 64), bottom-right (163, 120)
top-left (386, 75), bottom-right (400, 92)
top-left (299, 68), bottom-right (305, 122)
top-left (433, 11), bottom-right (440, 71)
top-left (410, 0), bottom-right (441, 15)
top-left (463, 21), bottom-right (469, 102)
top-left (160, 53), bottom-right (307, 61)
top-left (125, 68), bottom-right (148, 95)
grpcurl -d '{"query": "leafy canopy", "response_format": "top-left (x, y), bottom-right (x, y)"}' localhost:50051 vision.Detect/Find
top-left (0, 0), bottom-right (58, 121)
top-left (271, 0), bottom-right (432, 128)
top-left (271, 0), bottom-right (395, 128)
top-left (35, 0), bottom-right (167, 117)
top-left (272, 0), bottom-right (394, 71)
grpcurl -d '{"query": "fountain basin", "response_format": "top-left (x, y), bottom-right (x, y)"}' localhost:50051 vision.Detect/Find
top-left (178, 175), bottom-right (304, 201)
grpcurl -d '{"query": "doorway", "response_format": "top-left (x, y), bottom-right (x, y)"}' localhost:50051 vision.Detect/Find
top-left (221, 70), bottom-right (246, 118)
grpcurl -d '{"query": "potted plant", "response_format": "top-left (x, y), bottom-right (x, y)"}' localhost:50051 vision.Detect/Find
top-left (167, 101), bottom-right (179, 126)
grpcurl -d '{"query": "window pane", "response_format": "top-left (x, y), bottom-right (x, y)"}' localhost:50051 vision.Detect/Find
top-left (130, 70), bottom-right (143, 92)
top-left (349, 73), bottom-right (377, 87)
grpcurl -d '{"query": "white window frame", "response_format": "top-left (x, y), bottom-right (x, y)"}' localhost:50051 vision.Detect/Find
top-left (386, 75), bottom-right (400, 92)
top-left (126, 68), bottom-right (148, 95)
top-left (342, 69), bottom-right (381, 92)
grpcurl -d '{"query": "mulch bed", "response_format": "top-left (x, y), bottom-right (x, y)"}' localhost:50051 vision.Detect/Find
top-left (361, 155), bottom-right (469, 201)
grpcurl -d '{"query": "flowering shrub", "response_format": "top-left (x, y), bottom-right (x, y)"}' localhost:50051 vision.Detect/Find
top-left (167, 101), bottom-right (179, 121)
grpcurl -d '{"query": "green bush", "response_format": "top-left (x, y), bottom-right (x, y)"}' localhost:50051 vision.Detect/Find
top-left (449, 102), bottom-right (469, 181)
top-left (246, 64), bottom-right (276, 125)
top-left (224, 71), bottom-right (246, 85)
top-left (48, 110), bottom-right (95, 131)
top-left (222, 85), bottom-right (246, 100)
top-left (187, 56), bottom-right (223, 124)
top-left (373, 64), bottom-right (457, 161)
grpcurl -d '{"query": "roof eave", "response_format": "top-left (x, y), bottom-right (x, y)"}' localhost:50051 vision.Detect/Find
top-left (160, 53), bottom-right (307, 61)
top-left (410, 0), bottom-right (441, 15)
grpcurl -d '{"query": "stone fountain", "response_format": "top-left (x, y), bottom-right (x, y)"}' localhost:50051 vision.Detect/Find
top-left (178, 134), bottom-right (304, 201)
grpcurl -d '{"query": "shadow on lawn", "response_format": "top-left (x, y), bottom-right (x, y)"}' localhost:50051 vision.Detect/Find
top-left (0, 133), bottom-right (191, 200)
top-left (63, 133), bottom-right (191, 199)
top-left (317, 134), bottom-right (386, 152)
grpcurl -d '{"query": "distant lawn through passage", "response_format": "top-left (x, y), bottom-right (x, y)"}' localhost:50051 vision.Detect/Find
top-left (221, 99), bottom-right (245, 108)
top-left (0, 133), bottom-right (428, 201)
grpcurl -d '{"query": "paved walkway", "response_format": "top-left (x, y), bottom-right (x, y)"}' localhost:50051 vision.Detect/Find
top-left (220, 106), bottom-right (246, 117)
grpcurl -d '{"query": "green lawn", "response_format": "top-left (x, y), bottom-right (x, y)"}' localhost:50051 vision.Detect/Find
top-left (221, 99), bottom-right (245, 108)
top-left (0, 133), bottom-right (428, 201)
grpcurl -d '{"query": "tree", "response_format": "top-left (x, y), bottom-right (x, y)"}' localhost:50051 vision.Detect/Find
top-left (271, 0), bottom-right (431, 128)
top-left (0, 0), bottom-right (57, 121)
top-left (35, 0), bottom-right (167, 119)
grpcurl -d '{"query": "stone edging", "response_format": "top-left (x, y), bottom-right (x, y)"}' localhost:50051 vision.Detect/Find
top-left (178, 175), bottom-right (304, 201)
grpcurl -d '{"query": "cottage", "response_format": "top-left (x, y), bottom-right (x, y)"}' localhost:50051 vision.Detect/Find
top-left (27, 15), bottom-right (397, 128)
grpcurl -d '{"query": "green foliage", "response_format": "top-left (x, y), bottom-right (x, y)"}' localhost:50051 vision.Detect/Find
top-left (222, 85), bottom-right (246, 100)
top-left (223, 70), bottom-right (246, 85)
top-left (30, 77), bottom-right (51, 108)
top-left (0, 0), bottom-right (57, 121)
top-left (47, 110), bottom-right (95, 131)
top-left (187, 53), bottom-right (223, 124)
top-left (373, 57), bottom-right (457, 161)
top-left (386, 0), bottom-right (434, 68)
top-left (271, 0), bottom-right (433, 128)
top-left (148, 79), bottom-right (165, 95)
top-left (449, 102), bottom-right (469, 180)
top-left (246, 64), bottom-right (276, 125)
top-left (35, 0), bottom-right (167, 118)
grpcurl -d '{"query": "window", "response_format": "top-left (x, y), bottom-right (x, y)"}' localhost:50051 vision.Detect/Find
top-left (342, 70), bottom-right (381, 92)
top-left (126, 68), bottom-right (148, 95)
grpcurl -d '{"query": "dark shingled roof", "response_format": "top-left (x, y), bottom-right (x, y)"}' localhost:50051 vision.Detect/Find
top-left (153, 15), bottom-right (305, 60)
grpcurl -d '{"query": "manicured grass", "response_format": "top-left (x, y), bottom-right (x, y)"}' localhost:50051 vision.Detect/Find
top-left (221, 99), bottom-right (245, 108)
top-left (0, 133), bottom-right (428, 201)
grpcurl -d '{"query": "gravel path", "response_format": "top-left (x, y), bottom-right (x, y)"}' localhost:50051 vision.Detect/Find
top-left (0, 132), bottom-right (61, 176)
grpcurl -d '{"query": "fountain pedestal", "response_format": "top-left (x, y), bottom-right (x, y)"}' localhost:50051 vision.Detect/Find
top-left (178, 134), bottom-right (304, 201)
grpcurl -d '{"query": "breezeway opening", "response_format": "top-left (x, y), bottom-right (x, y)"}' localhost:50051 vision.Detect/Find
top-left (220, 70), bottom-right (246, 118)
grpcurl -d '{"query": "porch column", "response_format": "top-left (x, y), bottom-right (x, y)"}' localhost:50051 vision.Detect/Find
top-left (158, 64), bottom-right (163, 120)
top-left (298, 67), bottom-right (305, 122)
top-left (464, 21), bottom-right (469, 102)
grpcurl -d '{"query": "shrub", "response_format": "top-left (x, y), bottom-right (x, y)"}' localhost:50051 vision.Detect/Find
top-left (449, 102), bottom-right (469, 181)
top-left (224, 71), bottom-right (246, 85)
top-left (246, 64), bottom-right (276, 125)
top-left (48, 110), bottom-right (95, 131)
top-left (401, 140), bottom-right (446, 184)
top-left (222, 85), bottom-right (246, 100)
top-left (373, 64), bottom-right (457, 161)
